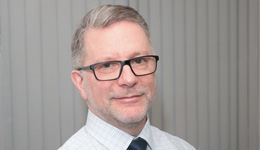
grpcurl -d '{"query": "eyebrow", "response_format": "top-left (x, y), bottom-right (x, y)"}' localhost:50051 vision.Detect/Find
top-left (94, 51), bottom-right (149, 63)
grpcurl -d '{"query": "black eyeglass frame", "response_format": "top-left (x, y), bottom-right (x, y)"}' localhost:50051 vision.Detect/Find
top-left (76, 55), bottom-right (159, 81)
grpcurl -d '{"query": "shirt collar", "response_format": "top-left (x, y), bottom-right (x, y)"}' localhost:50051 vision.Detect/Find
top-left (85, 110), bottom-right (154, 150)
top-left (136, 117), bottom-right (155, 149)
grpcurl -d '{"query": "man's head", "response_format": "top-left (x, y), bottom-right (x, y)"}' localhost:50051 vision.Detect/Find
top-left (71, 5), bottom-right (157, 134)
top-left (71, 5), bottom-right (150, 68)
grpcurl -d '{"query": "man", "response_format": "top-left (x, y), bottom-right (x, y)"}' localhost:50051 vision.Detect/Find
top-left (59, 4), bottom-right (195, 150)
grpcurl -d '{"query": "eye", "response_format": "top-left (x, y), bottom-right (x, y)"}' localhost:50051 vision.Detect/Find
top-left (133, 58), bottom-right (145, 64)
top-left (101, 62), bottom-right (113, 68)
top-left (94, 61), bottom-right (120, 73)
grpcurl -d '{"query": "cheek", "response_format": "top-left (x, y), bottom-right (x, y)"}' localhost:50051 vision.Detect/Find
top-left (148, 74), bottom-right (156, 87)
top-left (86, 79), bottom-right (112, 103)
top-left (141, 75), bottom-right (156, 97)
top-left (150, 81), bottom-right (156, 99)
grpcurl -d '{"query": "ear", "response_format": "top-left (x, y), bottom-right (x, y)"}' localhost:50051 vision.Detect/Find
top-left (71, 70), bottom-right (88, 100)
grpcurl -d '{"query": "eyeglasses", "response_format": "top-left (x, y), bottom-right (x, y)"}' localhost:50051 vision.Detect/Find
top-left (77, 55), bottom-right (159, 81)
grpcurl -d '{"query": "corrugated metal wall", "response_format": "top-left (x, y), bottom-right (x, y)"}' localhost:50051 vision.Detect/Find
top-left (1, 0), bottom-right (259, 150)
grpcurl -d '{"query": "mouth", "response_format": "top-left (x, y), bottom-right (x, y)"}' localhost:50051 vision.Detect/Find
top-left (113, 94), bottom-right (144, 102)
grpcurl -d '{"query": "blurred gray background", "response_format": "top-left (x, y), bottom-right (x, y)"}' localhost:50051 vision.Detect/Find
top-left (1, 0), bottom-right (259, 150)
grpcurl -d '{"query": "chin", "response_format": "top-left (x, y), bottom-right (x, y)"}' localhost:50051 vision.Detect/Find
top-left (113, 107), bottom-right (148, 125)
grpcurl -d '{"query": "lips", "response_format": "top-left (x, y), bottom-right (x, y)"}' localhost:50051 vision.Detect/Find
top-left (113, 94), bottom-right (144, 102)
top-left (116, 95), bottom-right (141, 99)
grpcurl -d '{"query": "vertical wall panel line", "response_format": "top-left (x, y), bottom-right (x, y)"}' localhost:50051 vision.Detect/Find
top-left (227, 0), bottom-right (231, 149)
top-left (236, 0), bottom-right (239, 149)
top-left (85, 0), bottom-right (88, 11)
top-left (206, 0), bottom-right (210, 149)
top-left (156, 0), bottom-right (163, 129)
top-left (56, 0), bottom-right (62, 146)
top-left (183, 0), bottom-right (188, 140)
top-left (257, 2), bottom-right (260, 149)
top-left (172, 0), bottom-right (176, 134)
top-left (217, 0), bottom-right (221, 149)
top-left (159, 0), bottom-right (164, 130)
top-left (69, 0), bottom-right (76, 133)
top-left (7, 0), bottom-right (14, 149)
top-left (23, 0), bottom-right (30, 149)
top-left (39, 0), bottom-right (45, 149)
top-left (238, 0), bottom-right (249, 149)
top-left (195, 0), bottom-right (199, 148)
top-left (147, 0), bottom-right (150, 33)
top-left (246, 0), bottom-right (250, 149)
top-left (136, 0), bottom-right (139, 11)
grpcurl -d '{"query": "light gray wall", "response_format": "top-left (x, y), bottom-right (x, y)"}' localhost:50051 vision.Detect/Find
top-left (0, 0), bottom-right (259, 150)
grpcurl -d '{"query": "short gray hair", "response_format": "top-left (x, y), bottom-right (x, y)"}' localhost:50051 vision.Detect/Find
top-left (71, 5), bottom-right (150, 68)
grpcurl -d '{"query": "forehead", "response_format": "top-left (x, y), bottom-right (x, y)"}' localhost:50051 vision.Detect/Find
top-left (83, 21), bottom-right (152, 63)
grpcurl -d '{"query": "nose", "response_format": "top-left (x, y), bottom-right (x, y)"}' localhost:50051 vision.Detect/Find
top-left (117, 65), bottom-right (137, 87)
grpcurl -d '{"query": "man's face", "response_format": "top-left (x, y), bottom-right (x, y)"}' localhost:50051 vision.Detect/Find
top-left (75, 21), bottom-right (156, 126)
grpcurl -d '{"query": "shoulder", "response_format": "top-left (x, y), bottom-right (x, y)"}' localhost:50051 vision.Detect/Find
top-left (58, 126), bottom-right (104, 150)
top-left (151, 126), bottom-right (196, 150)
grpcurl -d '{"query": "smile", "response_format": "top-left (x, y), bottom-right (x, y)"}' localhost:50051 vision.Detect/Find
top-left (113, 94), bottom-right (144, 102)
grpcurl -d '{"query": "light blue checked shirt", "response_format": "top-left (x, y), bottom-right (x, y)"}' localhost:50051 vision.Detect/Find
top-left (59, 110), bottom-right (195, 150)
